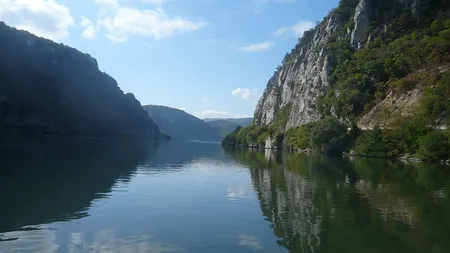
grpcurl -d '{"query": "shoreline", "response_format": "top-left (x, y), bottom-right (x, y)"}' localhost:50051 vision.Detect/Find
top-left (222, 144), bottom-right (450, 165)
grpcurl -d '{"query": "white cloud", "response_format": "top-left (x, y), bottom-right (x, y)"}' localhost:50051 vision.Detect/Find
top-left (141, 0), bottom-right (165, 4)
top-left (97, 7), bottom-right (207, 42)
top-left (237, 41), bottom-right (273, 52)
top-left (274, 21), bottom-right (314, 37)
top-left (93, 0), bottom-right (119, 8)
top-left (195, 110), bottom-right (233, 119)
top-left (235, 114), bottom-right (251, 118)
top-left (81, 16), bottom-right (97, 40)
top-left (201, 97), bottom-right (208, 102)
top-left (144, 42), bottom-right (153, 47)
top-left (0, 0), bottom-right (75, 41)
top-left (194, 110), bottom-right (251, 119)
top-left (232, 88), bottom-right (260, 101)
top-left (106, 33), bottom-right (127, 43)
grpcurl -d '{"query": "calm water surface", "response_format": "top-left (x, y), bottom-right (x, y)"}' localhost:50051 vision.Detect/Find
top-left (0, 138), bottom-right (450, 253)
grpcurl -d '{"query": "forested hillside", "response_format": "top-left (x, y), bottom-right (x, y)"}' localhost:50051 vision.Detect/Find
top-left (223, 0), bottom-right (450, 161)
top-left (0, 22), bottom-right (165, 138)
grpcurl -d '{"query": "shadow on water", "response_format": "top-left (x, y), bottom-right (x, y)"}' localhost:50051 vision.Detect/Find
top-left (227, 148), bottom-right (450, 253)
top-left (0, 136), bottom-right (159, 234)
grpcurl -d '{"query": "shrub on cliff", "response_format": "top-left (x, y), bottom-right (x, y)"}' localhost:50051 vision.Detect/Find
top-left (417, 131), bottom-right (450, 161)
top-left (310, 117), bottom-right (347, 155)
top-left (354, 127), bottom-right (388, 157)
top-left (285, 122), bottom-right (317, 150)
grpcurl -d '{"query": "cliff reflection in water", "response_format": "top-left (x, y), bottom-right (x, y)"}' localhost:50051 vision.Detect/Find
top-left (0, 137), bottom-right (159, 234)
top-left (228, 149), bottom-right (450, 253)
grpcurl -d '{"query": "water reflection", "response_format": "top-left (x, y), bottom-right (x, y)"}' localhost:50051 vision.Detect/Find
top-left (0, 137), bottom-right (159, 234)
top-left (228, 148), bottom-right (450, 253)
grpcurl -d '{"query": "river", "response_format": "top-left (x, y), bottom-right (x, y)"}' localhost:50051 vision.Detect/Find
top-left (0, 137), bottom-right (449, 253)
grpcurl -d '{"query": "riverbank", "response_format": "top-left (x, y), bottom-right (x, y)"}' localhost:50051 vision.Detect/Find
top-left (223, 143), bottom-right (450, 166)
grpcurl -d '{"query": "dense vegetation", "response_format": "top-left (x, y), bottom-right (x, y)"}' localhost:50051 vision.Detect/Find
top-left (223, 0), bottom-right (450, 162)
top-left (0, 22), bottom-right (165, 138)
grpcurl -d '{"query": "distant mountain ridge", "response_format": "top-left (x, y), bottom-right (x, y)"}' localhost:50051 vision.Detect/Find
top-left (143, 105), bottom-right (250, 141)
top-left (205, 119), bottom-right (240, 139)
top-left (143, 105), bottom-right (222, 141)
top-left (203, 118), bottom-right (253, 126)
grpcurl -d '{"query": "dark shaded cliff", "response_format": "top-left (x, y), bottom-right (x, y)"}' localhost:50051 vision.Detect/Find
top-left (0, 22), bottom-right (163, 138)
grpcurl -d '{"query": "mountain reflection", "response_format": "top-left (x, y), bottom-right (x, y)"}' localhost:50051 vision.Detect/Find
top-left (228, 149), bottom-right (450, 253)
top-left (0, 137), bottom-right (159, 233)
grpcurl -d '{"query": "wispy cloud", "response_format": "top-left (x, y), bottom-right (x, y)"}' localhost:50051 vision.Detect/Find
top-left (93, 0), bottom-right (120, 8)
top-left (81, 17), bottom-right (97, 40)
top-left (98, 8), bottom-right (207, 42)
top-left (141, 0), bottom-right (166, 5)
top-left (237, 41), bottom-right (273, 52)
top-left (195, 110), bottom-right (233, 119)
top-left (274, 21), bottom-right (314, 37)
top-left (106, 33), bottom-right (127, 43)
top-left (201, 97), bottom-right (209, 102)
top-left (0, 0), bottom-right (75, 41)
top-left (92, 0), bottom-right (207, 43)
top-left (232, 88), bottom-right (260, 100)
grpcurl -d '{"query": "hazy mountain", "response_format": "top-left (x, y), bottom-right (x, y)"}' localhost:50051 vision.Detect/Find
top-left (143, 105), bottom-right (221, 141)
top-left (206, 120), bottom-right (240, 139)
top-left (203, 118), bottom-right (253, 126)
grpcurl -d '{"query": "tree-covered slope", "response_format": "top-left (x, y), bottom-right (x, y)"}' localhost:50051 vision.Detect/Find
top-left (143, 105), bottom-right (223, 141)
top-left (204, 117), bottom-right (253, 127)
top-left (223, 0), bottom-right (450, 161)
top-left (206, 120), bottom-right (240, 139)
top-left (0, 22), bottom-right (164, 138)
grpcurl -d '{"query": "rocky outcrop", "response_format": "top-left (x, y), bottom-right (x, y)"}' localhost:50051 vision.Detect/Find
top-left (254, 12), bottom-right (345, 129)
top-left (351, 0), bottom-right (374, 47)
top-left (253, 0), bottom-right (425, 131)
top-left (399, 0), bottom-right (421, 13)
top-left (0, 22), bottom-right (165, 138)
top-left (357, 88), bottom-right (422, 130)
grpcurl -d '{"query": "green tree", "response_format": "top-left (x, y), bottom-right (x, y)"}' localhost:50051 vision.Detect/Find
top-left (311, 117), bottom-right (347, 155)
top-left (417, 131), bottom-right (450, 160)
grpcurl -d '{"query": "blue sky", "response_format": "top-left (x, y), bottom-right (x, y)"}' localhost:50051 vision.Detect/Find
top-left (0, 0), bottom-right (339, 118)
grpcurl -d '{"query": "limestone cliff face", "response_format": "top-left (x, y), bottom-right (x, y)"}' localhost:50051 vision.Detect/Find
top-left (253, 0), bottom-right (421, 130)
top-left (254, 12), bottom-right (345, 129)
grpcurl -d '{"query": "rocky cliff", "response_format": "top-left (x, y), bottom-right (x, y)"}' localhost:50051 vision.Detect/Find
top-left (254, 0), bottom-right (429, 130)
top-left (225, 0), bottom-right (450, 160)
top-left (254, 11), bottom-right (344, 128)
top-left (0, 22), bottom-right (164, 138)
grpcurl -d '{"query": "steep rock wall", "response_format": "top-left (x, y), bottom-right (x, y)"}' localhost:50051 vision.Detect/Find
top-left (253, 0), bottom-right (423, 130)
top-left (254, 12), bottom-right (345, 129)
